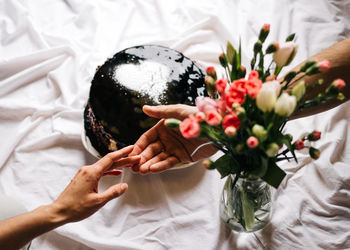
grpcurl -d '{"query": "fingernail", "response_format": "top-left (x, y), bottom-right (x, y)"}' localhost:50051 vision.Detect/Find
top-left (121, 183), bottom-right (128, 190)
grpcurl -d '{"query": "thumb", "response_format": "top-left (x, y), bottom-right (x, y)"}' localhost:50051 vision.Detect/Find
top-left (143, 104), bottom-right (197, 120)
top-left (99, 183), bottom-right (128, 203)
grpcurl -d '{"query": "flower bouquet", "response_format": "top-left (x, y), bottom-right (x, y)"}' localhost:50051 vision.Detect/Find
top-left (165, 24), bottom-right (347, 232)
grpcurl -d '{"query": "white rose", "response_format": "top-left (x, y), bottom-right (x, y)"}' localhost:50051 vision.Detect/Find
top-left (256, 84), bottom-right (277, 112)
top-left (273, 42), bottom-right (298, 67)
top-left (263, 80), bottom-right (281, 95)
top-left (274, 93), bottom-right (297, 116)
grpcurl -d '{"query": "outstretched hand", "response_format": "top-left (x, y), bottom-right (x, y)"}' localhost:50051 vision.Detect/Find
top-left (129, 104), bottom-right (217, 174)
top-left (51, 146), bottom-right (140, 223)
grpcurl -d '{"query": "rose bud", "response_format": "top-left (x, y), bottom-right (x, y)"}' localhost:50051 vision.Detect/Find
top-left (247, 136), bottom-right (259, 148)
top-left (235, 107), bottom-right (246, 116)
top-left (179, 116), bottom-right (201, 138)
top-left (205, 110), bottom-right (222, 126)
top-left (308, 130), bottom-right (321, 141)
top-left (164, 118), bottom-right (181, 129)
top-left (291, 81), bottom-right (306, 101)
top-left (238, 65), bottom-right (246, 78)
top-left (266, 143), bottom-right (279, 157)
top-left (259, 23), bottom-right (270, 42)
top-left (285, 33), bottom-right (296, 42)
top-left (248, 70), bottom-right (259, 80)
top-left (273, 41), bottom-right (298, 67)
top-left (256, 83), bottom-right (278, 112)
top-left (266, 42), bottom-right (279, 54)
top-left (293, 139), bottom-right (305, 150)
top-left (309, 147), bottom-right (320, 160)
top-left (306, 60), bottom-right (331, 75)
top-left (300, 60), bottom-right (317, 72)
top-left (317, 60), bottom-right (331, 72)
top-left (219, 53), bottom-right (228, 67)
top-left (224, 126), bottom-right (237, 137)
top-left (337, 93), bottom-right (345, 101)
top-left (215, 78), bottom-right (228, 93)
top-left (254, 40), bottom-right (263, 54)
top-left (284, 71), bottom-right (297, 83)
top-left (195, 112), bottom-right (206, 122)
top-left (274, 93), bottom-right (297, 117)
top-left (205, 75), bottom-right (215, 86)
top-left (332, 79), bottom-right (346, 90)
top-left (252, 124), bottom-right (267, 141)
top-left (203, 159), bottom-right (213, 169)
top-left (206, 66), bottom-right (217, 79)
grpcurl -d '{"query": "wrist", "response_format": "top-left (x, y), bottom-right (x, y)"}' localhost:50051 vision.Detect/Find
top-left (38, 203), bottom-right (70, 227)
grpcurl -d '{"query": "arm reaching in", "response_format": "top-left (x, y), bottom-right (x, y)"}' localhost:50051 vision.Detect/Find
top-left (288, 38), bottom-right (350, 119)
top-left (129, 104), bottom-right (217, 174)
top-left (0, 146), bottom-right (140, 250)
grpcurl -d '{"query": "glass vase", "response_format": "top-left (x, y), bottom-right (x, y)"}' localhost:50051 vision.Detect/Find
top-left (219, 174), bottom-right (272, 232)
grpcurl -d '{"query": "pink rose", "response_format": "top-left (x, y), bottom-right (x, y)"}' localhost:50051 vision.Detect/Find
top-left (195, 97), bottom-right (218, 113)
top-left (215, 78), bottom-right (228, 93)
top-left (245, 78), bottom-right (262, 99)
top-left (248, 70), bottom-right (259, 80)
top-left (205, 110), bottom-right (222, 126)
top-left (317, 60), bottom-right (330, 72)
top-left (332, 79), bottom-right (346, 90)
top-left (180, 115), bottom-right (201, 139)
top-left (246, 136), bottom-right (259, 148)
top-left (195, 112), bottom-right (206, 122)
top-left (222, 112), bottom-right (240, 129)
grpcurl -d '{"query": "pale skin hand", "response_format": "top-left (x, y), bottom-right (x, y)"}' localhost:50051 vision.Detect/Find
top-left (0, 146), bottom-right (140, 250)
top-left (129, 104), bottom-right (217, 174)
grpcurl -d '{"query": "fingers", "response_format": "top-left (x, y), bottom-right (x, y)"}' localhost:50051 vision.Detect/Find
top-left (98, 183), bottom-right (128, 202)
top-left (102, 170), bottom-right (123, 176)
top-left (107, 155), bottom-right (141, 171)
top-left (139, 152), bottom-right (168, 174)
top-left (138, 141), bottom-right (164, 165)
top-left (129, 121), bottom-right (163, 156)
top-left (148, 156), bottom-right (180, 173)
top-left (143, 104), bottom-right (198, 120)
top-left (95, 145), bottom-right (134, 173)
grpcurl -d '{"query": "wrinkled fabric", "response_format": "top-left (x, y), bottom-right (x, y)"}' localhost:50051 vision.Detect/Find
top-left (0, 0), bottom-right (350, 249)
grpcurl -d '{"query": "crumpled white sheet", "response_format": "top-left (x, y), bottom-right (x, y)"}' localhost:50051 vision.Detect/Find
top-left (1, 0), bottom-right (350, 249)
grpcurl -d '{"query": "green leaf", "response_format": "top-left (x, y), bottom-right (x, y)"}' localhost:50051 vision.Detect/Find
top-left (211, 154), bottom-right (240, 178)
top-left (280, 135), bottom-right (297, 162)
top-left (261, 161), bottom-right (286, 188)
top-left (226, 41), bottom-right (236, 65)
top-left (237, 38), bottom-right (242, 68)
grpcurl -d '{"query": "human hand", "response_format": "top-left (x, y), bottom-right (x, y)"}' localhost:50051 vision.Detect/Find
top-left (129, 104), bottom-right (217, 174)
top-left (50, 146), bottom-right (140, 223)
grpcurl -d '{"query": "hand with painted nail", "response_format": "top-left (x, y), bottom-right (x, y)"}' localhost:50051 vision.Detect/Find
top-left (129, 104), bottom-right (217, 174)
top-left (0, 146), bottom-right (140, 250)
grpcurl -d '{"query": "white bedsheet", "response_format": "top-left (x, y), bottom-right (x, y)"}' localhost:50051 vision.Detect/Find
top-left (1, 0), bottom-right (350, 249)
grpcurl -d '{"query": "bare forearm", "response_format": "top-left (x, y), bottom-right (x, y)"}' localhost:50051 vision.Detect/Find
top-left (0, 204), bottom-right (66, 250)
top-left (287, 38), bottom-right (350, 119)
